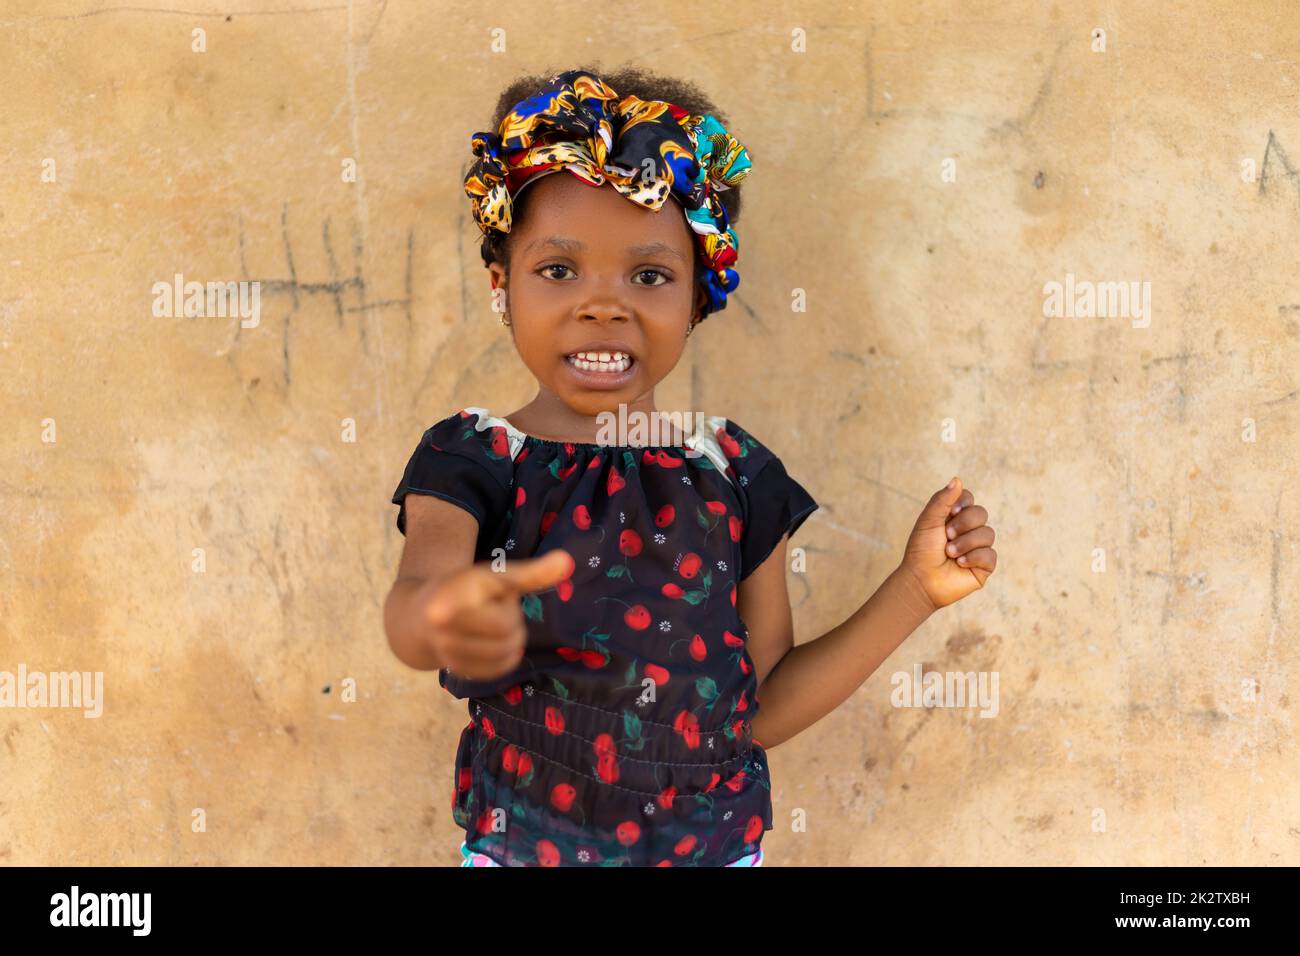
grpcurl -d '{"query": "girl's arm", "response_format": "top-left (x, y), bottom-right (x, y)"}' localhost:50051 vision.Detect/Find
top-left (384, 494), bottom-right (479, 670)
top-left (744, 551), bottom-right (934, 750)
top-left (744, 477), bottom-right (996, 750)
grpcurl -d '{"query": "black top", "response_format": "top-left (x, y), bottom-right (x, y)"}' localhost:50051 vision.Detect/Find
top-left (391, 407), bottom-right (817, 866)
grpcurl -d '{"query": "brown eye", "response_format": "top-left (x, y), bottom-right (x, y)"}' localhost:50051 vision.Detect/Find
top-left (539, 264), bottom-right (574, 280)
top-left (633, 270), bottom-right (669, 286)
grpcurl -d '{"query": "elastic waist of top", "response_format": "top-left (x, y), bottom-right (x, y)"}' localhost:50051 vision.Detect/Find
top-left (468, 682), bottom-right (756, 771)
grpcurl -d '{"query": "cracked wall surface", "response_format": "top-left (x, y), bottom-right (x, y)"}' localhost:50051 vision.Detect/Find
top-left (1, 0), bottom-right (1297, 865)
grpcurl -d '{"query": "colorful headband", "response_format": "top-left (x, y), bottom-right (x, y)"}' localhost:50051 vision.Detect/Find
top-left (464, 69), bottom-right (752, 320)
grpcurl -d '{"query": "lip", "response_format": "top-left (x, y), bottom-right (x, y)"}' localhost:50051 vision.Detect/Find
top-left (561, 342), bottom-right (638, 391)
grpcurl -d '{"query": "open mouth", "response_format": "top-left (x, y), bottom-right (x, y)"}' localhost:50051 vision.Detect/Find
top-left (564, 350), bottom-right (634, 374)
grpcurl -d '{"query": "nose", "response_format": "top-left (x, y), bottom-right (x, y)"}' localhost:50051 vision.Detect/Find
top-left (573, 269), bottom-right (633, 324)
top-left (578, 300), bottom-right (630, 324)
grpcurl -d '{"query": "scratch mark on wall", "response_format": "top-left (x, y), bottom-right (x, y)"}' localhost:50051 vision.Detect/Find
top-left (359, 551), bottom-right (381, 610)
top-left (458, 211), bottom-right (472, 324)
top-left (351, 216), bottom-right (367, 355)
top-left (1258, 130), bottom-right (1300, 210)
top-left (861, 24), bottom-right (899, 123)
top-left (233, 203), bottom-right (413, 387)
top-left (806, 512), bottom-right (891, 551)
top-left (728, 291), bottom-right (766, 332)
top-left (0, 4), bottom-right (355, 29)
top-left (322, 218), bottom-right (345, 325)
top-left (280, 203), bottom-right (301, 386)
top-left (345, 0), bottom-right (389, 488)
top-left (403, 226), bottom-right (414, 339)
top-left (993, 36), bottom-right (1069, 139)
top-left (358, 0), bottom-right (386, 44)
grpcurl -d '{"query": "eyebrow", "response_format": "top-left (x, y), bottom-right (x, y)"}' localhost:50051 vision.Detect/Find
top-left (524, 236), bottom-right (687, 263)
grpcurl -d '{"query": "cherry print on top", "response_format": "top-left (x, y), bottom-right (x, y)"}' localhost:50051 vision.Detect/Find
top-left (391, 406), bottom-right (818, 866)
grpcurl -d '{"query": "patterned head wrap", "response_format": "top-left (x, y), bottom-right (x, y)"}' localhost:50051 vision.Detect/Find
top-left (464, 69), bottom-right (752, 320)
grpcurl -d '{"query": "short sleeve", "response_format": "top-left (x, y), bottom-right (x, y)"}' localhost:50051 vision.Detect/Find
top-left (391, 409), bottom-right (514, 537)
top-left (719, 420), bottom-right (819, 581)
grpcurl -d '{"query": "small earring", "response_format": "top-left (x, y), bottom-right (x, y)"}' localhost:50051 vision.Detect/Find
top-left (685, 321), bottom-right (695, 338)
top-left (500, 313), bottom-right (512, 327)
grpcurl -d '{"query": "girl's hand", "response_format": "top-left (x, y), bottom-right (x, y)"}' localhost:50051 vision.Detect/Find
top-left (899, 477), bottom-right (997, 611)
top-left (422, 550), bottom-right (574, 681)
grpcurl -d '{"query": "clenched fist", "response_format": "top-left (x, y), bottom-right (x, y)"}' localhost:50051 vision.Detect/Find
top-left (900, 477), bottom-right (998, 611)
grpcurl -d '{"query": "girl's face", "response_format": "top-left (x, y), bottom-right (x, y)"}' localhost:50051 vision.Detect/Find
top-left (488, 172), bottom-right (706, 419)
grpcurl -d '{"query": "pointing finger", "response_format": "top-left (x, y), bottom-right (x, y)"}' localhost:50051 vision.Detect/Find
top-left (495, 549), bottom-right (575, 595)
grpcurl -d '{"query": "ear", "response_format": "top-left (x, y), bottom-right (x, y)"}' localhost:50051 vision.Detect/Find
top-left (691, 285), bottom-right (708, 326)
top-left (488, 262), bottom-right (509, 314)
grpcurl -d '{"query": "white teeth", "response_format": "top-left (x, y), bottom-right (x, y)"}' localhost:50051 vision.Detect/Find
top-left (571, 350), bottom-right (628, 362)
top-left (567, 352), bottom-right (631, 373)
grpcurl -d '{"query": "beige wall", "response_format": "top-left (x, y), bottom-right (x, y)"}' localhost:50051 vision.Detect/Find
top-left (2, 0), bottom-right (1296, 865)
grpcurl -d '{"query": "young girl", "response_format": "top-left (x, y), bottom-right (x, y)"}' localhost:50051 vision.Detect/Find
top-left (385, 67), bottom-right (998, 867)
